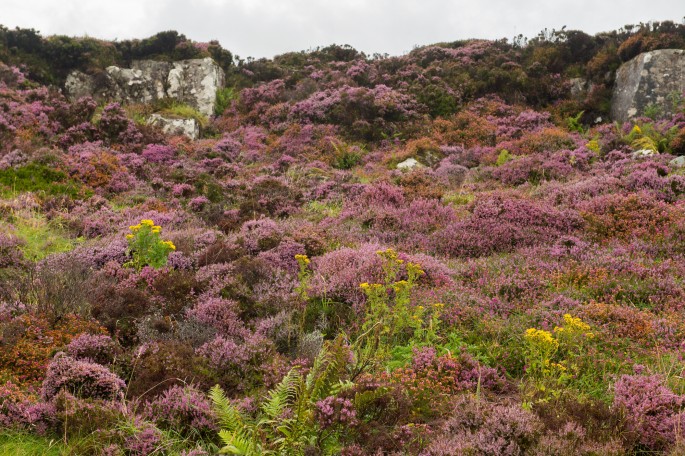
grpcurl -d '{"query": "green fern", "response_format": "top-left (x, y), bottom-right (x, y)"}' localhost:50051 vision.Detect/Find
top-left (210, 335), bottom-right (353, 455)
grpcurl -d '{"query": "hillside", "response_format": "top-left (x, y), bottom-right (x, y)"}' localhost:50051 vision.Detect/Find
top-left (1, 21), bottom-right (685, 455)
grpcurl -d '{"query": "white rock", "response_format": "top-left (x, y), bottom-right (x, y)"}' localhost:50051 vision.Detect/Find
top-left (611, 49), bottom-right (685, 122)
top-left (397, 158), bottom-right (422, 170)
top-left (148, 114), bottom-right (200, 140)
top-left (670, 156), bottom-right (685, 168)
top-left (65, 58), bottom-right (225, 117)
top-left (167, 58), bottom-right (225, 117)
top-left (631, 149), bottom-right (658, 159)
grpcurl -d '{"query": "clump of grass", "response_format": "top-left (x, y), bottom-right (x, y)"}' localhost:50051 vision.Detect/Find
top-left (0, 432), bottom-right (65, 456)
top-left (3, 209), bottom-right (82, 261)
top-left (0, 163), bottom-right (88, 199)
top-left (156, 100), bottom-right (208, 127)
top-left (306, 200), bottom-right (343, 221)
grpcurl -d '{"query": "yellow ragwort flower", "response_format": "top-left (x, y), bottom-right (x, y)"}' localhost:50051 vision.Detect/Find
top-left (562, 314), bottom-right (592, 333)
top-left (126, 234), bottom-right (134, 239)
top-left (525, 328), bottom-right (559, 350)
top-left (294, 254), bottom-right (310, 264)
top-left (140, 219), bottom-right (155, 227)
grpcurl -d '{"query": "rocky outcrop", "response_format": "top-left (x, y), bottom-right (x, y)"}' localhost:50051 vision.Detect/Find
top-left (166, 59), bottom-right (224, 118)
top-left (148, 114), bottom-right (200, 140)
top-left (611, 49), bottom-right (685, 123)
top-left (65, 58), bottom-right (224, 117)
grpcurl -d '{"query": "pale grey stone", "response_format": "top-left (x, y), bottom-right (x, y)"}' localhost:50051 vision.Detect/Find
top-left (611, 49), bottom-right (685, 123)
top-left (397, 157), bottom-right (422, 170)
top-left (148, 114), bottom-right (200, 140)
top-left (65, 58), bottom-right (224, 118)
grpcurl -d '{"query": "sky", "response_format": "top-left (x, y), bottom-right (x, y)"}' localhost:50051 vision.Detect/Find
top-left (2, 0), bottom-right (684, 59)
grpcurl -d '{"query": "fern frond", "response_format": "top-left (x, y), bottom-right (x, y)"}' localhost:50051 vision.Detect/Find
top-left (210, 384), bottom-right (245, 433)
top-left (308, 335), bottom-right (349, 401)
top-left (262, 367), bottom-right (301, 419)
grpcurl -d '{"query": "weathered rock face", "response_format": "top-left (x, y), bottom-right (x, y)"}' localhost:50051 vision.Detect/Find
top-left (65, 58), bottom-right (224, 117)
top-left (148, 114), bottom-right (200, 140)
top-left (167, 59), bottom-right (225, 117)
top-left (611, 49), bottom-right (685, 123)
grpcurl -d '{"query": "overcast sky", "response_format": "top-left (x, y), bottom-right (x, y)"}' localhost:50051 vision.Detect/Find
top-left (3, 0), bottom-right (684, 59)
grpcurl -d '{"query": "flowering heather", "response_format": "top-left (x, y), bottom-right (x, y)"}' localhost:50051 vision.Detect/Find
top-left (41, 353), bottom-right (126, 401)
top-left (613, 373), bottom-right (685, 449)
top-left (0, 233), bottom-right (25, 268)
top-left (3, 23), bottom-right (685, 455)
top-left (66, 334), bottom-right (116, 365)
top-left (315, 395), bottom-right (358, 429)
top-left (143, 384), bottom-right (217, 439)
top-left (141, 143), bottom-right (176, 163)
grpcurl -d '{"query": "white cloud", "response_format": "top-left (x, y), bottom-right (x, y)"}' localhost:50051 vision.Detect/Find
top-left (2, 0), bottom-right (683, 58)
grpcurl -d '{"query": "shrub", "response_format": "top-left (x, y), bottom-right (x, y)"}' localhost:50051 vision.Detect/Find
top-left (66, 334), bottom-right (116, 365)
top-left (425, 396), bottom-right (543, 455)
top-left (143, 384), bottom-right (217, 440)
top-left (613, 373), bottom-right (684, 450)
top-left (40, 353), bottom-right (125, 401)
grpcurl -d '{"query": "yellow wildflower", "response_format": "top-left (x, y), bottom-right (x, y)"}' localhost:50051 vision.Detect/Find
top-left (525, 328), bottom-right (559, 351)
top-left (126, 234), bottom-right (134, 240)
top-left (359, 282), bottom-right (370, 290)
top-left (295, 254), bottom-right (310, 264)
top-left (129, 224), bottom-right (141, 231)
top-left (562, 314), bottom-right (592, 333)
top-left (140, 219), bottom-right (155, 227)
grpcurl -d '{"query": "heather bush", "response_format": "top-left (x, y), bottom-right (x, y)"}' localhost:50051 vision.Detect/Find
top-left (0, 313), bottom-right (104, 383)
top-left (579, 192), bottom-right (673, 241)
top-left (41, 353), bottom-right (125, 401)
top-left (432, 194), bottom-right (582, 257)
top-left (0, 233), bottom-right (25, 269)
top-left (66, 334), bottom-right (116, 365)
top-left (424, 396), bottom-right (543, 456)
top-left (143, 384), bottom-right (217, 440)
top-left (613, 373), bottom-right (685, 450)
top-left (126, 341), bottom-right (211, 398)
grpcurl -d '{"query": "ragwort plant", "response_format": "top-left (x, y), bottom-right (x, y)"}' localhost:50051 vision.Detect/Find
top-left (523, 313), bottom-right (595, 403)
top-left (124, 220), bottom-right (176, 271)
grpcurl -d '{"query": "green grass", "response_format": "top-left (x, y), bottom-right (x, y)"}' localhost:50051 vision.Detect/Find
top-left (159, 102), bottom-right (209, 127)
top-left (214, 87), bottom-right (236, 116)
top-left (0, 164), bottom-right (89, 199)
top-left (305, 200), bottom-right (343, 221)
top-left (0, 432), bottom-right (66, 456)
top-left (3, 210), bottom-right (82, 261)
